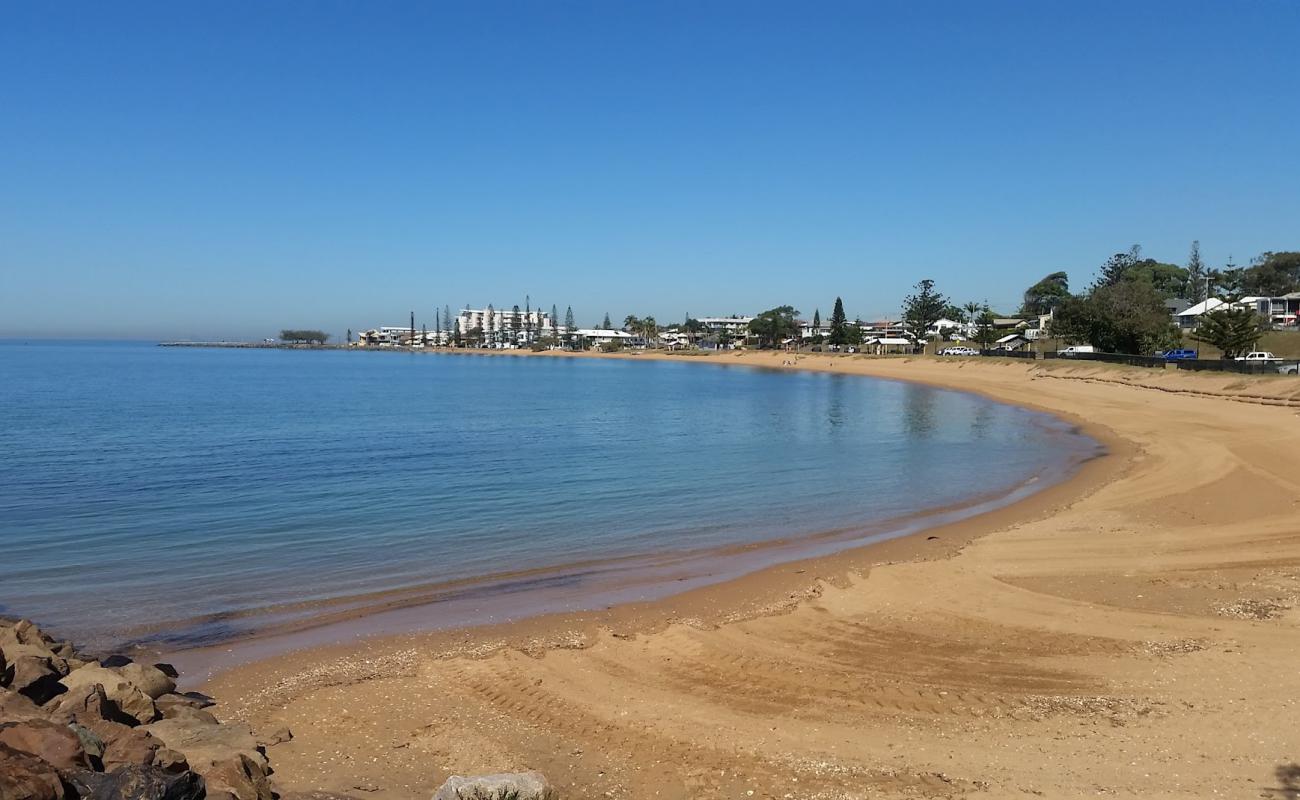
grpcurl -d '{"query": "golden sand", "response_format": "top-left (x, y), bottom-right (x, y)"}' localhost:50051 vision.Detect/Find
top-left (202, 352), bottom-right (1300, 799)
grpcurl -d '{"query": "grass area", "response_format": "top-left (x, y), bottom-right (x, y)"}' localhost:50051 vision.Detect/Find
top-left (1181, 330), bottom-right (1300, 359)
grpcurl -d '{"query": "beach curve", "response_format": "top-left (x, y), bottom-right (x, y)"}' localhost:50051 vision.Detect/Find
top-left (199, 353), bottom-right (1300, 799)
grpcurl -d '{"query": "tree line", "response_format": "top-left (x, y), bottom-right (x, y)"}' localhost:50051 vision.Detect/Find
top-left (1036, 244), bottom-right (1298, 357)
top-left (280, 329), bottom-right (329, 344)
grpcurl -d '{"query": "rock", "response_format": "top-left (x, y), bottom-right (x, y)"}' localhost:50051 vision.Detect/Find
top-left (7, 657), bottom-right (66, 706)
top-left (431, 772), bottom-right (557, 800)
top-left (59, 666), bottom-right (158, 725)
top-left (151, 665), bottom-right (178, 680)
top-left (100, 725), bottom-right (161, 771)
top-left (63, 765), bottom-right (204, 800)
top-left (116, 665), bottom-right (176, 701)
top-left (0, 719), bottom-right (89, 773)
top-left (0, 742), bottom-right (65, 800)
top-left (0, 621), bottom-right (52, 650)
top-left (141, 717), bottom-right (268, 772)
top-left (0, 643), bottom-right (66, 672)
top-left (202, 754), bottom-right (273, 800)
top-left (0, 688), bottom-right (45, 722)
top-left (256, 727), bottom-right (292, 747)
top-left (67, 723), bottom-right (106, 763)
top-left (49, 684), bottom-right (130, 727)
top-left (178, 692), bottom-right (214, 709)
top-left (98, 656), bottom-right (133, 669)
top-left (152, 748), bottom-right (189, 775)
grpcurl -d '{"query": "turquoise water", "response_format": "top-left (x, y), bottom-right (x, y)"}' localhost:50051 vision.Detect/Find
top-left (0, 341), bottom-right (1097, 652)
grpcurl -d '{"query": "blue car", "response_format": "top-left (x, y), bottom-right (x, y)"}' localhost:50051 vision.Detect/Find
top-left (1158, 349), bottom-right (1198, 360)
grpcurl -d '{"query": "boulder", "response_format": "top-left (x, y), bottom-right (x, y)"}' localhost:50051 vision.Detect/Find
top-left (7, 657), bottom-right (66, 706)
top-left (0, 742), bottom-right (65, 800)
top-left (152, 665), bottom-right (179, 680)
top-left (59, 666), bottom-right (157, 725)
top-left (431, 772), bottom-right (557, 800)
top-left (202, 754), bottom-right (273, 800)
top-left (67, 723), bottom-right (106, 763)
top-left (0, 643), bottom-right (67, 673)
top-left (49, 684), bottom-right (128, 727)
top-left (116, 665), bottom-right (176, 701)
top-left (0, 621), bottom-right (52, 650)
top-left (152, 748), bottom-right (189, 775)
top-left (63, 765), bottom-right (204, 800)
top-left (98, 656), bottom-right (133, 669)
top-left (100, 725), bottom-right (161, 771)
top-left (141, 716), bottom-right (268, 771)
top-left (0, 719), bottom-right (89, 773)
top-left (0, 688), bottom-right (45, 723)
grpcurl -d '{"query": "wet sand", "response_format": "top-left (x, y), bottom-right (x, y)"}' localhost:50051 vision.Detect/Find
top-left (201, 353), bottom-right (1300, 799)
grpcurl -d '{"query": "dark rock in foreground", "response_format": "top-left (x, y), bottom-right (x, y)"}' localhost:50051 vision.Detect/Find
top-left (0, 618), bottom-right (278, 800)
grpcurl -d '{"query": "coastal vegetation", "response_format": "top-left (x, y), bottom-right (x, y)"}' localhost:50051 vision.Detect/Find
top-left (747, 305), bottom-right (799, 348)
top-left (1191, 307), bottom-right (1267, 359)
top-left (900, 279), bottom-right (948, 344)
top-left (278, 329), bottom-right (329, 345)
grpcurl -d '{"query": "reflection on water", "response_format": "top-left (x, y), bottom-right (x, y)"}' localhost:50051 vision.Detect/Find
top-left (969, 402), bottom-right (993, 440)
top-left (902, 383), bottom-right (936, 439)
top-left (826, 375), bottom-right (846, 428)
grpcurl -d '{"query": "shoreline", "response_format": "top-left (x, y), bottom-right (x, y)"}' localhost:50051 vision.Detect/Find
top-left (170, 353), bottom-right (1300, 797)
top-left (156, 350), bottom-right (1109, 686)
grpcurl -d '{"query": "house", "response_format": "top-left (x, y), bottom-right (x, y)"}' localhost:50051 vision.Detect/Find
top-left (573, 329), bottom-right (638, 349)
top-left (799, 320), bottom-right (828, 340)
top-left (1175, 298), bottom-right (1227, 329)
top-left (1164, 298), bottom-right (1193, 318)
top-left (992, 318), bottom-right (1029, 331)
top-left (926, 318), bottom-right (964, 339)
top-left (860, 320), bottom-right (908, 338)
top-left (1237, 293), bottom-right (1300, 328)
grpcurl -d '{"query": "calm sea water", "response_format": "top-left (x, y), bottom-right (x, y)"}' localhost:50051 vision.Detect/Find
top-left (0, 341), bottom-right (1096, 652)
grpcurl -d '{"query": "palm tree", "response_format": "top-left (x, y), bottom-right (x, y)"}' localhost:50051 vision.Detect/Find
top-left (642, 316), bottom-right (658, 347)
top-left (962, 301), bottom-right (983, 339)
top-left (623, 314), bottom-right (641, 333)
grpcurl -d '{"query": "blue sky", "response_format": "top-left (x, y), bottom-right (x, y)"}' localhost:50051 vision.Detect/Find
top-left (2, 1), bottom-right (1297, 339)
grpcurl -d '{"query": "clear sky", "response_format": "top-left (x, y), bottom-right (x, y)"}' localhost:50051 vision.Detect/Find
top-left (2, 1), bottom-right (1297, 340)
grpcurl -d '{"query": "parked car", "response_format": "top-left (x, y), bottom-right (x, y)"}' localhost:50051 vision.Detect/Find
top-left (1157, 349), bottom-right (1198, 360)
top-left (1278, 363), bottom-right (1300, 375)
top-left (1235, 351), bottom-right (1282, 363)
top-left (1057, 345), bottom-right (1096, 357)
top-left (940, 346), bottom-right (979, 356)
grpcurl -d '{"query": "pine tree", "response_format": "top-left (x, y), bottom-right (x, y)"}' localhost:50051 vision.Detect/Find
top-left (565, 306), bottom-right (576, 332)
top-left (602, 312), bottom-right (612, 330)
top-left (552, 304), bottom-right (560, 336)
top-left (1094, 245), bottom-right (1142, 289)
top-left (901, 279), bottom-right (949, 346)
top-left (828, 297), bottom-right (848, 346)
top-left (1186, 241), bottom-right (1207, 304)
top-left (444, 305), bottom-right (453, 334)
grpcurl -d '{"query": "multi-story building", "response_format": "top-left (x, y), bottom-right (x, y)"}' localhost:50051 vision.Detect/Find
top-left (455, 307), bottom-right (557, 347)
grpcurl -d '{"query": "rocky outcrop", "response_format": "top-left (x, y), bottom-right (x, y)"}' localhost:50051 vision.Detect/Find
top-left (0, 618), bottom-right (281, 800)
top-left (431, 772), bottom-right (557, 800)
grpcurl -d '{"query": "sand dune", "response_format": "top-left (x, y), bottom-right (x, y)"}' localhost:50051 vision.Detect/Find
top-left (204, 354), bottom-right (1300, 799)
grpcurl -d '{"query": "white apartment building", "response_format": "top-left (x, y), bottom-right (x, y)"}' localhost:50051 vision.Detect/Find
top-left (456, 307), bottom-right (557, 346)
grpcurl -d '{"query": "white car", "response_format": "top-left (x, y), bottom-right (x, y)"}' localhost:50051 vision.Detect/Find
top-left (940, 346), bottom-right (979, 356)
top-left (1235, 351), bottom-right (1281, 363)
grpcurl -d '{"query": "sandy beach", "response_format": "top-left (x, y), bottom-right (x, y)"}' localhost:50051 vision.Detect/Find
top-left (199, 352), bottom-right (1300, 799)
